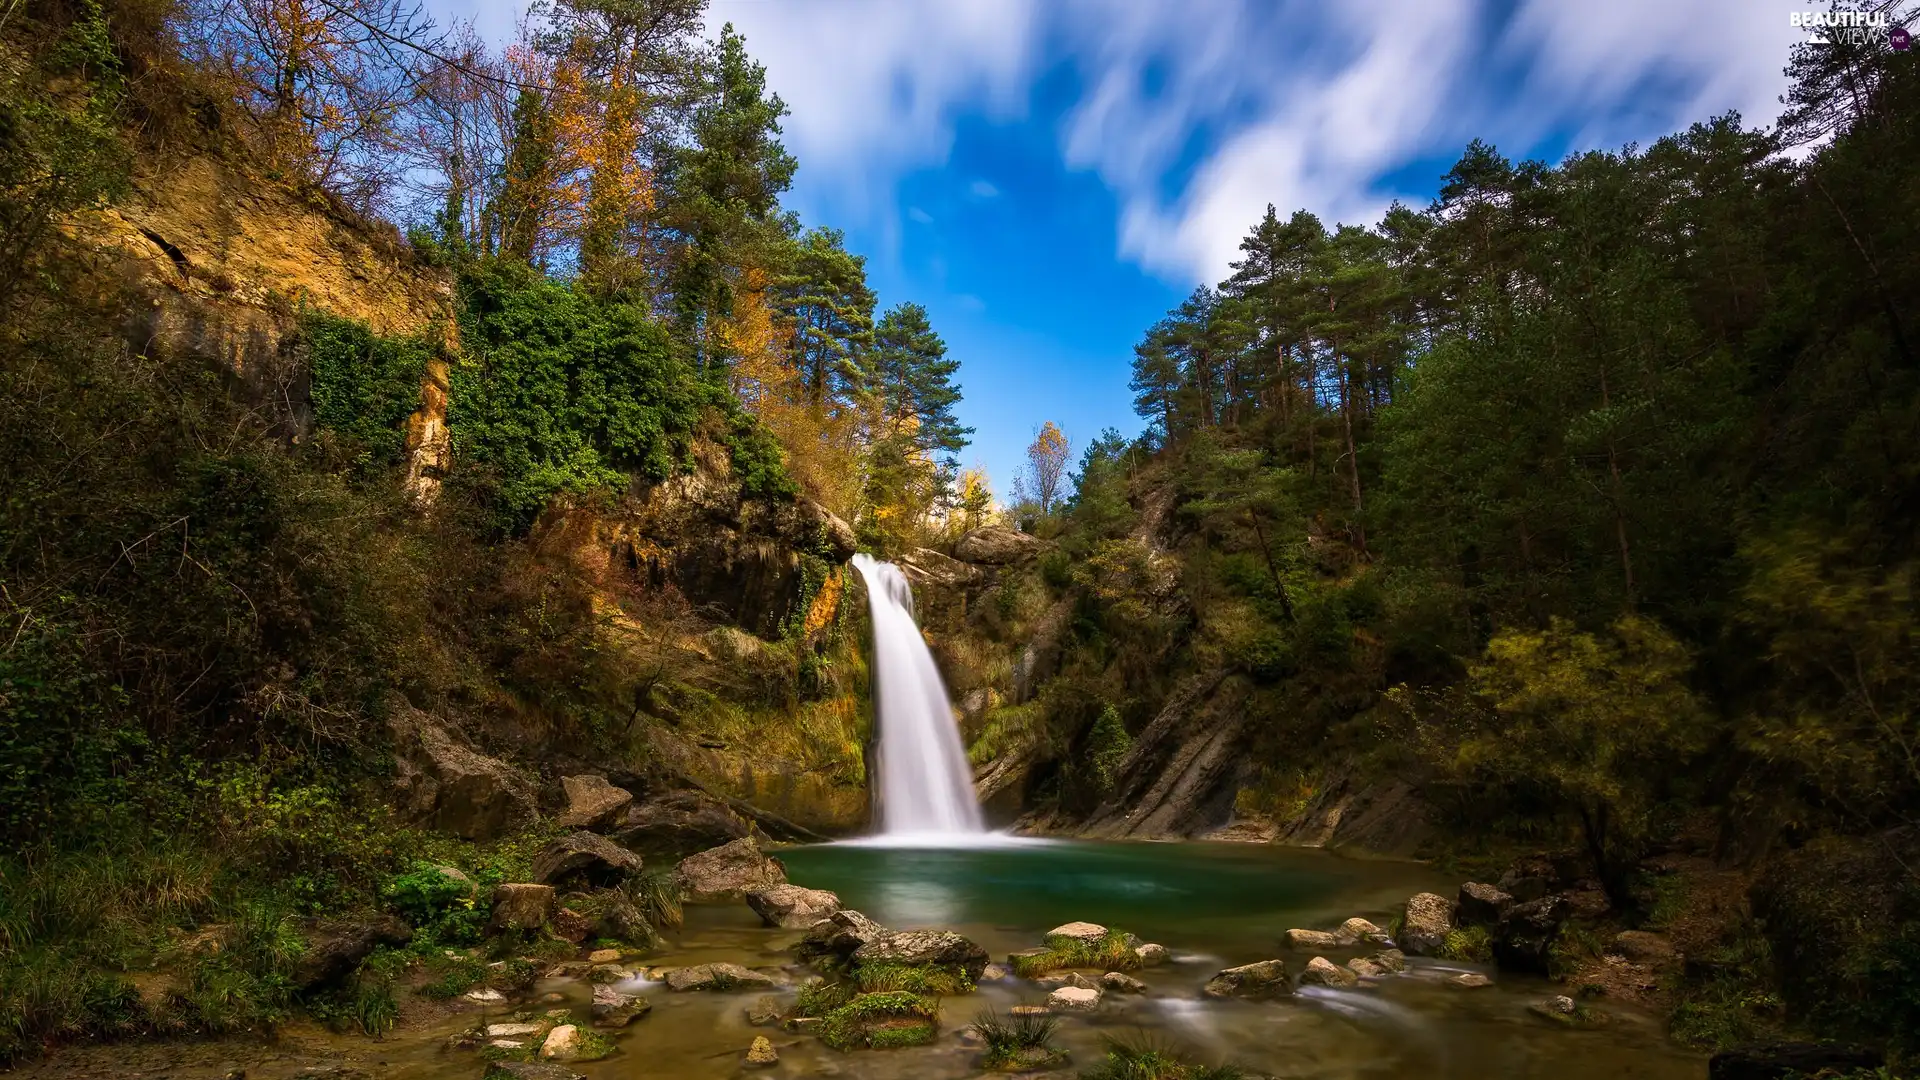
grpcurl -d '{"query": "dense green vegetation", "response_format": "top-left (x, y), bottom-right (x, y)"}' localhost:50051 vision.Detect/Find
top-left (999, 27), bottom-right (1920, 1060)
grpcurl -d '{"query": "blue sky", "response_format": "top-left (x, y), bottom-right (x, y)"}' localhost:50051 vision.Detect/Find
top-left (434, 0), bottom-right (1810, 500)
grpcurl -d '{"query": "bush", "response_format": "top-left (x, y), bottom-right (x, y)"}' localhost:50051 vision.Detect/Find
top-left (816, 991), bottom-right (939, 1051)
top-left (301, 310), bottom-right (435, 468)
top-left (972, 1006), bottom-right (1064, 1071)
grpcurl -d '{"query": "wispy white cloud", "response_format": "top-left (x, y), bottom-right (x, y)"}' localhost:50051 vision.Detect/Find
top-left (906, 206), bottom-right (935, 224)
top-left (969, 178), bottom-right (1001, 198)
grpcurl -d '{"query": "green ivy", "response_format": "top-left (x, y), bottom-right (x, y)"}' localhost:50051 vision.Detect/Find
top-left (301, 311), bottom-right (434, 467)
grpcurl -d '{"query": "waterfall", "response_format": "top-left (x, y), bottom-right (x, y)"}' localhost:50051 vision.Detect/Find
top-left (850, 553), bottom-right (986, 839)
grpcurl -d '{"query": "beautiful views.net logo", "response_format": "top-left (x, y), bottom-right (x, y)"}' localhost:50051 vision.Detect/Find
top-left (1789, 9), bottom-right (1909, 49)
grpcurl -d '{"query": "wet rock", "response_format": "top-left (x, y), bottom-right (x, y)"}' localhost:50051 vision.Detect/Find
top-left (1048, 985), bottom-right (1101, 1011)
top-left (746, 884), bottom-right (842, 928)
top-left (852, 929), bottom-right (990, 980)
top-left (489, 1039), bottom-right (526, 1049)
top-left (1399, 892), bottom-right (1456, 956)
top-left (539, 1024), bottom-right (584, 1060)
top-left (1059, 971), bottom-right (1100, 990)
top-left (1299, 956), bottom-right (1360, 989)
top-left (1202, 959), bottom-right (1293, 999)
top-left (591, 984), bottom-right (650, 1028)
top-left (1340, 917), bottom-right (1390, 944)
top-left (1707, 1041), bottom-right (1884, 1080)
top-left (464, 987), bottom-right (506, 1003)
top-left (490, 883), bottom-right (556, 934)
top-left (556, 775), bottom-right (633, 829)
top-left (1449, 972), bottom-right (1493, 989)
top-left (389, 706), bottom-right (538, 841)
top-left (487, 1023), bottom-right (544, 1038)
top-left (531, 831), bottom-right (644, 889)
top-left (1044, 921), bottom-right (1109, 947)
top-left (746, 1035), bottom-right (778, 1066)
top-left (292, 915), bottom-right (413, 989)
top-left (1101, 972), bottom-right (1148, 994)
top-left (609, 791), bottom-right (749, 861)
top-left (1493, 896), bottom-right (1570, 975)
top-left (954, 525), bottom-right (1046, 564)
top-left (1347, 950), bottom-right (1405, 978)
top-left (744, 995), bottom-right (784, 1026)
top-left (798, 909), bottom-right (889, 960)
top-left (1009, 1005), bottom-right (1051, 1018)
top-left (1284, 929), bottom-right (1348, 951)
top-left (980, 964), bottom-right (1010, 982)
top-left (594, 891), bottom-right (653, 946)
top-left (673, 836), bottom-right (787, 903)
top-left (1457, 882), bottom-right (1515, 926)
top-left (1611, 930), bottom-right (1676, 965)
top-left (588, 963), bottom-right (637, 984)
top-left (484, 1064), bottom-right (586, 1080)
top-left (1134, 943), bottom-right (1169, 966)
top-left (1531, 995), bottom-right (1577, 1018)
top-left (587, 948), bottom-right (621, 964)
top-left (663, 962), bottom-right (777, 992)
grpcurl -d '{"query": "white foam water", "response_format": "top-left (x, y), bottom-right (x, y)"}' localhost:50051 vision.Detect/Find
top-left (850, 554), bottom-right (986, 840)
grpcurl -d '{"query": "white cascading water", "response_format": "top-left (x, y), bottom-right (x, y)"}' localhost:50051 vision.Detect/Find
top-left (850, 553), bottom-right (986, 839)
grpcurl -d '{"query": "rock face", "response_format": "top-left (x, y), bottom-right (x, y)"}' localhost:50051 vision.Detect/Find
top-left (797, 909), bottom-right (889, 960)
top-left (1399, 892), bottom-right (1456, 956)
top-left (610, 791), bottom-right (750, 861)
top-left (591, 984), bottom-right (650, 1028)
top-left (490, 884), bottom-right (556, 933)
top-left (292, 916), bottom-right (413, 989)
top-left (1299, 956), bottom-right (1360, 989)
top-left (388, 707), bottom-right (538, 840)
top-left (1274, 762), bottom-right (1433, 857)
top-left (746, 884), bottom-right (841, 928)
top-left (663, 962), bottom-right (777, 992)
top-left (1457, 882), bottom-right (1515, 926)
top-left (1048, 986), bottom-right (1101, 1011)
top-left (852, 930), bottom-right (990, 979)
top-left (1202, 959), bottom-right (1293, 999)
top-left (673, 836), bottom-right (787, 902)
top-left (1075, 671), bottom-right (1250, 840)
top-left (1707, 1041), bottom-right (1884, 1080)
top-left (557, 775), bottom-right (633, 829)
top-left (530, 831), bottom-right (644, 889)
top-left (953, 526), bottom-right (1046, 565)
top-left (1492, 895), bottom-right (1569, 975)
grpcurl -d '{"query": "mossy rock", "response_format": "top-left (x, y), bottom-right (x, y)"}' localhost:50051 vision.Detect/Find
top-left (817, 991), bottom-right (939, 1050)
top-left (853, 961), bottom-right (975, 995)
top-left (984, 1045), bottom-right (1070, 1072)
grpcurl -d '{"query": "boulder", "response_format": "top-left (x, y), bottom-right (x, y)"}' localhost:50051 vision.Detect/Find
top-left (530, 831), bottom-right (644, 889)
top-left (673, 836), bottom-right (787, 903)
top-left (1134, 943), bottom-right (1169, 966)
top-left (797, 909), bottom-right (889, 960)
top-left (1045, 921), bottom-right (1109, 947)
top-left (590, 984), bottom-right (650, 1028)
top-left (746, 1035), bottom-right (778, 1066)
top-left (852, 929), bottom-right (990, 980)
top-left (586, 948), bottom-right (621, 964)
top-left (609, 791), bottom-right (749, 861)
top-left (1611, 930), bottom-right (1677, 965)
top-left (980, 964), bottom-right (1010, 982)
top-left (1449, 972), bottom-right (1493, 989)
top-left (1457, 882), bottom-right (1515, 926)
top-left (954, 525), bottom-right (1046, 565)
top-left (292, 916), bottom-right (413, 989)
top-left (662, 962), bottom-right (777, 992)
top-left (1707, 1041), bottom-right (1884, 1080)
top-left (594, 891), bottom-right (653, 945)
top-left (1048, 985), bottom-right (1101, 1012)
top-left (1497, 861), bottom-right (1555, 903)
top-left (556, 775), bottom-right (633, 829)
top-left (1202, 959), bottom-right (1293, 1000)
top-left (746, 884), bottom-right (841, 929)
top-left (588, 963), bottom-right (637, 984)
top-left (1101, 971), bottom-right (1148, 994)
top-left (1299, 956), bottom-right (1359, 989)
top-left (490, 883), bottom-right (556, 933)
top-left (389, 706), bottom-right (538, 841)
top-left (553, 905), bottom-right (594, 944)
top-left (1284, 929), bottom-right (1349, 951)
top-left (1492, 895), bottom-right (1570, 975)
top-left (484, 1064), bottom-right (587, 1080)
top-left (1399, 892), bottom-right (1456, 956)
top-left (1340, 917), bottom-right (1390, 943)
top-left (539, 1024), bottom-right (584, 1061)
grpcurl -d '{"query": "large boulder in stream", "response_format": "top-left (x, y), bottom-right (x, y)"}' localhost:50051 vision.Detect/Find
top-left (797, 909), bottom-right (889, 961)
top-left (746, 884), bottom-right (841, 928)
top-left (1399, 892), bottom-right (1456, 956)
top-left (673, 836), bottom-right (787, 902)
top-left (530, 831), bottom-right (644, 889)
top-left (852, 929), bottom-right (991, 979)
top-left (1457, 882), bottom-right (1515, 926)
top-left (1202, 959), bottom-right (1293, 999)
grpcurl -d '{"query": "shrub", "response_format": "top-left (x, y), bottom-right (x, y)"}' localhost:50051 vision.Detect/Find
top-left (971, 1006), bottom-right (1065, 1071)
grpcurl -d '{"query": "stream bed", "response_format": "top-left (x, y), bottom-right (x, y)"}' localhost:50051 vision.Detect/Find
top-left (27, 840), bottom-right (1707, 1080)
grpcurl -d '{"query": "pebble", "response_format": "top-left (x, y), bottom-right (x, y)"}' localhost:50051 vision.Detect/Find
top-left (1449, 972), bottom-right (1493, 989)
top-left (746, 1035), bottom-right (778, 1066)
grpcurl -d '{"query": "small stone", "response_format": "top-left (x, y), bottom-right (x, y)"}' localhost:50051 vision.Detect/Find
top-left (1299, 956), bottom-right (1360, 989)
top-left (1347, 956), bottom-right (1389, 978)
top-left (1366, 949), bottom-right (1406, 974)
top-left (588, 963), bottom-right (635, 984)
top-left (591, 983), bottom-right (650, 1028)
top-left (587, 948), bottom-right (621, 964)
top-left (486, 1022), bottom-right (544, 1037)
top-left (1536, 995), bottom-right (1577, 1016)
top-left (1134, 943), bottom-right (1169, 966)
top-left (1284, 928), bottom-right (1348, 950)
top-left (540, 1024), bottom-right (583, 1060)
top-left (1449, 973), bottom-right (1493, 989)
top-left (489, 1039), bottom-right (526, 1049)
top-left (1061, 971), bottom-right (1100, 990)
top-left (1101, 971), bottom-right (1148, 994)
top-left (980, 964), bottom-right (1010, 981)
top-left (746, 1036), bottom-right (778, 1066)
top-left (464, 987), bottom-right (507, 1003)
top-left (1340, 917), bottom-right (1390, 943)
top-left (744, 995), bottom-right (783, 1026)
top-left (1045, 921), bottom-right (1109, 946)
top-left (1202, 959), bottom-right (1292, 999)
top-left (1048, 985), bottom-right (1101, 1011)
top-left (545, 960), bottom-right (590, 978)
